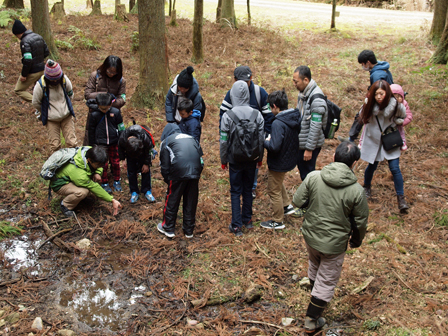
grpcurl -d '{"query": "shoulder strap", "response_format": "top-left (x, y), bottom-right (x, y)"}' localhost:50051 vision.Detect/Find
top-left (140, 125), bottom-right (156, 147)
top-left (308, 93), bottom-right (326, 106)
top-left (225, 109), bottom-right (239, 125)
top-left (249, 109), bottom-right (259, 123)
top-left (254, 84), bottom-right (261, 111)
top-left (375, 115), bottom-right (383, 133)
top-left (38, 75), bottom-right (45, 89)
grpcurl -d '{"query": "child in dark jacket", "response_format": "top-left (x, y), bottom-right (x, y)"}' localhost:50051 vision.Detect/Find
top-left (87, 93), bottom-right (125, 193)
top-left (178, 97), bottom-right (201, 143)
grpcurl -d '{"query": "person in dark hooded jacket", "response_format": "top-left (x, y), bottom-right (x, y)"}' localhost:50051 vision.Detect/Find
top-left (260, 90), bottom-right (301, 230)
top-left (157, 124), bottom-right (204, 239)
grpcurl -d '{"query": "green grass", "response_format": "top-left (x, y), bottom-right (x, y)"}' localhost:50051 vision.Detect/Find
top-left (0, 221), bottom-right (23, 240)
top-left (434, 209), bottom-right (448, 227)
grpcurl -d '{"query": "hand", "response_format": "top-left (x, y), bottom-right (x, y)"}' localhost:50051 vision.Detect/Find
top-left (92, 174), bottom-right (101, 183)
top-left (221, 164), bottom-right (228, 170)
top-left (120, 160), bottom-right (127, 170)
top-left (257, 161), bottom-right (262, 168)
top-left (151, 148), bottom-right (158, 160)
top-left (303, 150), bottom-right (313, 161)
top-left (142, 164), bottom-right (149, 174)
top-left (111, 199), bottom-right (122, 216)
top-left (20, 75), bottom-right (27, 82)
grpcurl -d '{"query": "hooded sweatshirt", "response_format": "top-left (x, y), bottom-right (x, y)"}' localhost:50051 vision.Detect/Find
top-left (370, 61), bottom-right (394, 86)
top-left (219, 80), bottom-right (265, 166)
top-left (390, 84), bottom-right (412, 126)
top-left (293, 162), bottom-right (369, 255)
top-left (165, 75), bottom-right (203, 123)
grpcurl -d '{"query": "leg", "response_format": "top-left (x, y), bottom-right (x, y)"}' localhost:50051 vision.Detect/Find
top-left (108, 144), bottom-right (121, 182)
top-left (363, 161), bottom-right (379, 187)
top-left (388, 158), bottom-right (404, 196)
top-left (60, 115), bottom-right (78, 148)
top-left (311, 250), bottom-right (345, 303)
top-left (55, 182), bottom-right (90, 210)
top-left (46, 120), bottom-right (62, 152)
top-left (306, 242), bottom-right (320, 284)
top-left (182, 179), bottom-right (199, 236)
top-left (267, 170), bottom-right (287, 223)
top-left (127, 158), bottom-right (140, 194)
top-left (140, 163), bottom-right (152, 194)
top-left (297, 148), bottom-right (321, 181)
top-left (14, 71), bottom-right (43, 103)
top-left (162, 180), bottom-right (185, 234)
top-left (241, 163), bottom-right (256, 225)
top-left (228, 164), bottom-right (244, 228)
top-left (101, 161), bottom-right (109, 184)
top-left (252, 167), bottom-right (259, 195)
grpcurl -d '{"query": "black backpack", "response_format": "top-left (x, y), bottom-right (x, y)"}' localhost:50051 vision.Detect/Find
top-left (308, 93), bottom-right (342, 139)
top-left (226, 109), bottom-right (261, 163)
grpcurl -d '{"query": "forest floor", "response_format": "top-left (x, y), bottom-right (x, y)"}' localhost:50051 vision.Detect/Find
top-left (0, 9), bottom-right (447, 336)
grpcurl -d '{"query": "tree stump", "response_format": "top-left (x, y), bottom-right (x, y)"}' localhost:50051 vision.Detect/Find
top-left (50, 2), bottom-right (66, 20)
top-left (3, 0), bottom-right (24, 9)
top-left (86, 0), bottom-right (93, 9)
top-left (90, 0), bottom-right (102, 15)
top-left (170, 9), bottom-right (177, 26)
top-left (115, 4), bottom-right (129, 21)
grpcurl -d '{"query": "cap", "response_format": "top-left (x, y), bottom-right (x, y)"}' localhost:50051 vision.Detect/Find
top-left (177, 66), bottom-right (194, 89)
top-left (234, 65), bottom-right (252, 81)
top-left (12, 19), bottom-right (27, 35)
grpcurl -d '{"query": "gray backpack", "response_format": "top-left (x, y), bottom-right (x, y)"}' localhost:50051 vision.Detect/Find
top-left (40, 147), bottom-right (78, 180)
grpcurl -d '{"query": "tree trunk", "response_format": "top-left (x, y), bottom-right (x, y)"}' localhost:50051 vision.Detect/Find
top-left (90, 0), bottom-right (102, 15)
top-left (115, 4), bottom-right (128, 21)
top-left (86, 0), bottom-right (93, 9)
top-left (3, 0), bottom-right (24, 9)
top-left (430, 0), bottom-right (448, 45)
top-left (133, 0), bottom-right (169, 108)
top-left (330, 0), bottom-right (336, 29)
top-left (431, 9), bottom-right (448, 64)
top-left (170, 9), bottom-right (177, 26)
top-left (50, 2), bottom-right (66, 20)
top-left (216, 0), bottom-right (221, 24)
top-left (221, 0), bottom-right (236, 29)
top-left (192, 0), bottom-right (203, 64)
top-left (129, 0), bottom-right (135, 12)
top-left (30, 0), bottom-right (58, 59)
top-left (247, 0), bottom-right (250, 26)
top-left (168, 0), bottom-right (171, 16)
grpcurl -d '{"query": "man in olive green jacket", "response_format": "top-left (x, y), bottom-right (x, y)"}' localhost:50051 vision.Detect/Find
top-left (292, 141), bottom-right (368, 333)
top-left (51, 145), bottom-right (121, 217)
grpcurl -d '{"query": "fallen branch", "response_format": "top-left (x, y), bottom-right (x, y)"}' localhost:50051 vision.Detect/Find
top-left (151, 299), bottom-right (187, 334)
top-left (191, 283), bottom-right (262, 307)
top-left (392, 270), bottom-right (418, 293)
top-left (352, 276), bottom-right (375, 295)
top-left (382, 234), bottom-right (407, 254)
top-left (37, 228), bottom-right (72, 250)
top-left (240, 319), bottom-right (286, 331)
top-left (254, 239), bottom-right (271, 259)
top-left (0, 274), bottom-right (23, 287)
top-left (42, 221), bottom-right (72, 252)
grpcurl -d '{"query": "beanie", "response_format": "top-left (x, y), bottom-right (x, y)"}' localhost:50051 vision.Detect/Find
top-left (44, 60), bottom-right (63, 81)
top-left (177, 66), bottom-right (194, 89)
top-left (12, 19), bottom-right (27, 35)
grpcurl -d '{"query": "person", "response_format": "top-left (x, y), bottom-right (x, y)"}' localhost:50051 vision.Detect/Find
top-left (292, 141), bottom-right (369, 334)
top-left (12, 19), bottom-right (49, 105)
top-left (220, 80), bottom-right (264, 237)
top-left (390, 84), bottom-right (412, 151)
top-left (358, 80), bottom-right (409, 212)
top-left (118, 123), bottom-right (157, 203)
top-left (50, 145), bottom-right (122, 217)
top-left (165, 66), bottom-right (203, 124)
top-left (157, 124), bottom-right (204, 239)
top-left (260, 90), bottom-right (301, 230)
top-left (86, 93), bottom-right (125, 193)
top-left (178, 97), bottom-right (202, 143)
top-left (84, 55), bottom-right (126, 145)
top-left (32, 60), bottom-right (78, 152)
top-left (219, 65), bottom-right (275, 198)
top-left (339, 50), bottom-right (394, 143)
top-left (293, 66), bottom-right (327, 182)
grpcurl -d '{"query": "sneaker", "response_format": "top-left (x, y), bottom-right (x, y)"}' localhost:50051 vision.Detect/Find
top-left (157, 222), bottom-right (175, 238)
top-left (284, 204), bottom-right (295, 215)
top-left (291, 207), bottom-right (307, 218)
top-left (60, 202), bottom-right (74, 217)
top-left (229, 224), bottom-right (243, 237)
top-left (304, 316), bottom-right (326, 333)
top-left (244, 220), bottom-right (254, 229)
top-left (113, 180), bottom-right (122, 192)
top-left (130, 192), bottom-right (139, 204)
top-left (260, 220), bottom-right (285, 229)
top-left (101, 183), bottom-right (112, 194)
top-left (252, 189), bottom-right (256, 199)
top-left (185, 233), bottom-right (194, 239)
top-left (145, 191), bottom-right (156, 203)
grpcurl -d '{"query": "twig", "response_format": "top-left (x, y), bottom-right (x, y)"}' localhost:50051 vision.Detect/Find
top-left (152, 299), bottom-right (187, 334)
top-left (240, 319), bottom-right (286, 331)
top-left (0, 298), bottom-right (18, 307)
top-left (254, 239), bottom-right (271, 259)
top-left (37, 228), bottom-right (72, 250)
top-left (73, 212), bottom-right (83, 231)
top-left (0, 274), bottom-right (23, 287)
top-left (392, 270), bottom-right (417, 293)
top-left (314, 324), bottom-right (361, 335)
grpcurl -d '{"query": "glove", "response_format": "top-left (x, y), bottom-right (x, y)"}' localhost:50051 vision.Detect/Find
top-left (221, 164), bottom-right (228, 170)
top-left (257, 161), bottom-right (262, 168)
top-left (151, 148), bottom-right (158, 160)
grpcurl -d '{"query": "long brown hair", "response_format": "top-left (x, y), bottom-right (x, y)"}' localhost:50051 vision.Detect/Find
top-left (360, 80), bottom-right (393, 125)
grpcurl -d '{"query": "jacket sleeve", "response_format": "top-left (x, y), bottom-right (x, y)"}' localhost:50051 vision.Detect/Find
top-left (305, 97), bottom-right (327, 151)
top-left (191, 119), bottom-right (201, 143)
top-left (43, 41), bottom-right (49, 58)
top-left (141, 135), bottom-right (152, 166)
top-left (397, 103), bottom-right (407, 119)
top-left (88, 112), bottom-right (100, 145)
top-left (32, 81), bottom-right (43, 112)
top-left (349, 185), bottom-right (369, 248)
top-left (292, 173), bottom-right (311, 208)
top-left (257, 112), bottom-right (265, 162)
top-left (402, 100), bottom-right (413, 126)
top-left (219, 114), bottom-right (230, 165)
top-left (159, 141), bottom-right (170, 180)
top-left (259, 87), bottom-right (275, 135)
top-left (118, 131), bottom-right (127, 161)
top-left (112, 77), bottom-right (126, 109)
top-left (192, 91), bottom-right (203, 111)
top-left (65, 76), bottom-right (74, 98)
top-left (165, 89), bottom-right (175, 122)
top-left (84, 71), bottom-right (99, 101)
top-left (264, 120), bottom-right (284, 154)
top-left (116, 111), bottom-right (124, 138)
top-left (70, 171), bottom-right (113, 202)
top-left (219, 91), bottom-right (232, 131)
top-left (20, 40), bottom-right (33, 77)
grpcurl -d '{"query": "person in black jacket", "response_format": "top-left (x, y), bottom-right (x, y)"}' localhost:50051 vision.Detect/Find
top-left (260, 90), bottom-right (302, 230)
top-left (118, 123), bottom-right (157, 204)
top-left (87, 93), bottom-right (124, 193)
top-left (12, 20), bottom-right (49, 104)
top-left (157, 124), bottom-right (204, 239)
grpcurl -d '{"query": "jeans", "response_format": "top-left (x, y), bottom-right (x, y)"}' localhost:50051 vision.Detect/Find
top-left (252, 167), bottom-right (259, 190)
top-left (229, 162), bottom-right (256, 228)
top-left (364, 158), bottom-right (404, 195)
top-left (297, 147), bottom-right (321, 181)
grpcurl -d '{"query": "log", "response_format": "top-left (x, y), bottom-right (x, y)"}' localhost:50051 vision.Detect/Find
top-left (191, 283), bottom-right (262, 307)
top-left (37, 228), bottom-right (72, 250)
top-left (42, 221), bottom-right (72, 252)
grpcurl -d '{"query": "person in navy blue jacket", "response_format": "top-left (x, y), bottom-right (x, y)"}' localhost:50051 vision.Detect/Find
top-left (178, 97), bottom-right (201, 143)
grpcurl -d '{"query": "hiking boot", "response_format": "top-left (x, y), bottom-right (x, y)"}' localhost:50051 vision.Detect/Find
top-left (252, 189), bottom-right (256, 199)
top-left (284, 204), bottom-right (295, 215)
top-left (145, 191), bottom-right (156, 203)
top-left (101, 183), bottom-right (112, 194)
top-left (364, 186), bottom-right (371, 198)
top-left (60, 202), bottom-right (74, 217)
top-left (157, 222), bottom-right (175, 238)
top-left (291, 208), bottom-right (307, 218)
top-left (113, 180), bottom-right (122, 192)
top-left (229, 224), bottom-right (243, 237)
top-left (130, 192), bottom-right (139, 204)
top-left (244, 220), bottom-right (254, 229)
top-left (260, 220), bottom-right (285, 229)
top-left (397, 195), bottom-right (409, 213)
top-left (304, 316), bottom-right (326, 333)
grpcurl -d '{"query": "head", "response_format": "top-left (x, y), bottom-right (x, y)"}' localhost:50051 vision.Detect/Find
top-left (12, 19), bottom-right (26, 38)
top-left (99, 55), bottom-right (123, 80)
top-left (334, 141), bottom-right (360, 169)
top-left (125, 137), bottom-right (144, 158)
top-left (178, 97), bottom-right (193, 119)
top-left (267, 90), bottom-right (288, 115)
top-left (390, 84), bottom-right (404, 104)
top-left (161, 123), bottom-right (181, 142)
top-left (234, 66), bottom-right (252, 86)
top-left (360, 80), bottom-right (392, 124)
top-left (96, 93), bottom-right (113, 113)
top-left (357, 50), bottom-right (377, 71)
top-left (177, 66), bottom-right (195, 94)
top-left (293, 66), bottom-right (311, 92)
top-left (85, 145), bottom-right (108, 169)
top-left (230, 80), bottom-right (250, 107)
top-left (44, 60), bottom-right (63, 86)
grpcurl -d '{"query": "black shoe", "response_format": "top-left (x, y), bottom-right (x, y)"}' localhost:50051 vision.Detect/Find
top-left (243, 220), bottom-right (254, 229)
top-left (229, 224), bottom-right (243, 237)
top-left (60, 202), bottom-right (74, 217)
top-left (304, 316), bottom-right (326, 333)
top-left (284, 204), bottom-right (295, 215)
top-left (260, 220), bottom-right (285, 229)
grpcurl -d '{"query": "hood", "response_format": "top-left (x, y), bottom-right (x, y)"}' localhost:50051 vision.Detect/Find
top-left (161, 123), bottom-right (181, 142)
top-left (390, 84), bottom-right (404, 99)
top-left (170, 75), bottom-right (200, 98)
top-left (275, 108), bottom-right (301, 130)
top-left (86, 99), bottom-right (98, 110)
top-left (192, 109), bottom-right (201, 119)
top-left (371, 61), bottom-right (390, 73)
top-left (21, 30), bottom-right (32, 39)
top-left (230, 80), bottom-right (250, 107)
top-left (74, 146), bottom-right (92, 171)
top-left (321, 162), bottom-right (357, 188)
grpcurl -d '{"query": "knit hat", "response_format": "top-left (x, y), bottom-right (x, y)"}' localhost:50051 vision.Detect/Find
top-left (12, 19), bottom-right (27, 35)
top-left (44, 59), bottom-right (63, 81)
top-left (234, 66), bottom-right (252, 81)
top-left (177, 66), bottom-right (194, 89)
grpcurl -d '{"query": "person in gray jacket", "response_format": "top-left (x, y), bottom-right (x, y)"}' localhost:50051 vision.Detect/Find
top-left (293, 66), bottom-right (327, 182)
top-left (220, 80), bottom-right (264, 237)
top-left (292, 141), bottom-right (369, 333)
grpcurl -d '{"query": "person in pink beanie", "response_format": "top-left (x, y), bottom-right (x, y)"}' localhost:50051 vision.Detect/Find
top-left (390, 84), bottom-right (412, 151)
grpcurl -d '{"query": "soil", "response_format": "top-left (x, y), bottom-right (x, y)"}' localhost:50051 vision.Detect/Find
top-left (0, 11), bottom-right (447, 336)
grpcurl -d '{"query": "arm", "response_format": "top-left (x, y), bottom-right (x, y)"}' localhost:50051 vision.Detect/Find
top-left (65, 76), bottom-right (74, 99)
top-left (70, 173), bottom-right (113, 202)
top-left (116, 111), bottom-right (125, 137)
top-left (219, 114), bottom-right (230, 165)
top-left (305, 97), bottom-right (326, 151)
top-left (191, 120), bottom-right (202, 143)
top-left (402, 100), bottom-right (413, 126)
top-left (88, 112), bottom-right (99, 145)
top-left (113, 78), bottom-right (126, 109)
top-left (192, 91), bottom-right (202, 111)
top-left (117, 131), bottom-right (127, 161)
top-left (32, 82), bottom-right (43, 112)
top-left (292, 173), bottom-right (311, 208)
top-left (159, 141), bottom-right (170, 181)
top-left (259, 87), bottom-right (275, 134)
top-left (84, 71), bottom-right (99, 101)
top-left (20, 40), bottom-right (33, 78)
top-left (165, 89), bottom-right (176, 123)
top-left (219, 91), bottom-right (232, 131)
top-left (257, 113), bottom-right (265, 162)
top-left (264, 120), bottom-right (284, 154)
top-left (349, 186), bottom-right (369, 248)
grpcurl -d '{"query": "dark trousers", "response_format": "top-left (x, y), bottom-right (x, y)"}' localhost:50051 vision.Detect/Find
top-left (229, 162), bottom-right (256, 228)
top-left (162, 179), bottom-right (199, 235)
top-left (297, 147), bottom-right (321, 181)
top-left (348, 107), bottom-right (364, 140)
top-left (127, 157), bottom-right (151, 194)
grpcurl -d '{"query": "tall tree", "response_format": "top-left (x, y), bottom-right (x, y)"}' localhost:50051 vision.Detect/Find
top-left (3, 0), bottom-right (24, 9)
top-left (431, 9), bottom-right (448, 64)
top-left (90, 0), bottom-right (102, 15)
top-left (133, 0), bottom-right (168, 108)
top-left (216, 0), bottom-right (221, 24)
top-left (129, 0), bottom-right (135, 12)
top-left (247, 0), bottom-right (250, 26)
top-left (221, 0), bottom-right (236, 28)
top-left (430, 0), bottom-right (448, 45)
top-left (30, 0), bottom-right (58, 59)
top-left (192, 0), bottom-right (203, 63)
top-left (330, 0), bottom-right (337, 29)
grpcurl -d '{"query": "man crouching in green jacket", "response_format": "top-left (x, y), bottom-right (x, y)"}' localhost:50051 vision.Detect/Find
top-left (51, 145), bottom-right (122, 217)
top-left (292, 141), bottom-right (368, 334)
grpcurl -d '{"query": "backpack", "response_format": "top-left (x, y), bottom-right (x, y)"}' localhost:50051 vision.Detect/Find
top-left (226, 109), bottom-right (261, 163)
top-left (308, 93), bottom-right (342, 139)
top-left (190, 91), bottom-right (206, 122)
top-left (40, 147), bottom-right (78, 180)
